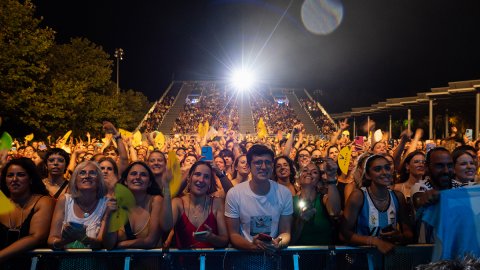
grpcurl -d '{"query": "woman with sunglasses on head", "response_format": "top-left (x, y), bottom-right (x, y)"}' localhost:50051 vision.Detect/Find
top-left (292, 159), bottom-right (341, 245)
top-left (0, 158), bottom-right (55, 268)
top-left (48, 161), bottom-right (108, 250)
top-left (162, 161), bottom-right (228, 249)
top-left (394, 151), bottom-right (426, 201)
top-left (341, 155), bottom-right (413, 255)
top-left (42, 148), bottom-right (70, 199)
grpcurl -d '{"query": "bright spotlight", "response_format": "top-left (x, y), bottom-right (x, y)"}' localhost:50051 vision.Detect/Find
top-left (230, 69), bottom-right (255, 92)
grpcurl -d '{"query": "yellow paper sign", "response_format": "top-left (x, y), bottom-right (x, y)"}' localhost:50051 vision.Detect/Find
top-left (167, 151), bottom-right (182, 197)
top-left (0, 191), bottom-right (14, 214)
top-left (198, 123), bottom-right (205, 138)
top-left (154, 131), bottom-right (165, 149)
top-left (118, 128), bottom-right (132, 139)
top-left (132, 131), bottom-right (142, 147)
top-left (24, 133), bottom-right (34, 142)
top-left (257, 118), bottom-right (268, 139)
top-left (338, 146), bottom-right (352, 175)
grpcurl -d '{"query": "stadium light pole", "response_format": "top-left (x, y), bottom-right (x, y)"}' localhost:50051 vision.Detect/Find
top-left (114, 48), bottom-right (124, 95)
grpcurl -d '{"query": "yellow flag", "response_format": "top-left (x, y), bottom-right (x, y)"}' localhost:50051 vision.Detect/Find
top-left (338, 146), bottom-right (352, 175)
top-left (198, 123), bottom-right (204, 138)
top-left (204, 121), bottom-right (209, 134)
top-left (0, 191), bottom-right (14, 214)
top-left (257, 118), bottom-right (268, 139)
top-left (62, 130), bottom-right (72, 142)
top-left (118, 128), bottom-right (132, 139)
top-left (154, 131), bottom-right (165, 149)
top-left (24, 133), bottom-right (34, 142)
top-left (132, 131), bottom-right (142, 147)
top-left (167, 151), bottom-right (182, 197)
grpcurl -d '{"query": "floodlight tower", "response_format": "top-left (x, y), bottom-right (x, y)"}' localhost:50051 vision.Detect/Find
top-left (114, 48), bottom-right (124, 95)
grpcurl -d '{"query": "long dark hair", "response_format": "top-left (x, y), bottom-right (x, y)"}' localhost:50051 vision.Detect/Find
top-left (1, 157), bottom-right (49, 197)
top-left (273, 156), bottom-right (296, 185)
top-left (399, 151), bottom-right (425, 183)
top-left (120, 161), bottom-right (161, 195)
top-left (362, 154), bottom-right (390, 187)
top-left (187, 161), bottom-right (217, 195)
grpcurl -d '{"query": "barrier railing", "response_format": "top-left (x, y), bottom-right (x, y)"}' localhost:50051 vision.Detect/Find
top-left (24, 245), bottom-right (433, 270)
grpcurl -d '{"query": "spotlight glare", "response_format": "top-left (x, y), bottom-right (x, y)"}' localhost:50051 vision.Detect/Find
top-left (231, 68), bottom-right (255, 92)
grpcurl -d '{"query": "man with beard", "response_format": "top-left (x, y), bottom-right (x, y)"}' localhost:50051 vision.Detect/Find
top-left (411, 147), bottom-right (460, 243)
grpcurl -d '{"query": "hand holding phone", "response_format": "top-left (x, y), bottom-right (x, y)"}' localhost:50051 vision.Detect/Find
top-left (201, 146), bottom-right (213, 161)
top-left (257, 233), bottom-right (273, 242)
top-left (193, 231), bottom-right (208, 237)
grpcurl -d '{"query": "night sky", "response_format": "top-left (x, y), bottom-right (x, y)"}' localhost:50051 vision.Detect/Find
top-left (35, 0), bottom-right (480, 113)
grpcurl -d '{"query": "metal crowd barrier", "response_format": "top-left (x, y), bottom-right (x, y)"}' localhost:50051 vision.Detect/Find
top-left (26, 245), bottom-right (433, 270)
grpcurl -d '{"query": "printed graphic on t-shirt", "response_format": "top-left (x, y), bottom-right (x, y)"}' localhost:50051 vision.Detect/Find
top-left (250, 215), bottom-right (272, 236)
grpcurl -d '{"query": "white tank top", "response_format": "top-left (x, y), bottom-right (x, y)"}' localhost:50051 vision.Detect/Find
top-left (64, 194), bottom-right (107, 238)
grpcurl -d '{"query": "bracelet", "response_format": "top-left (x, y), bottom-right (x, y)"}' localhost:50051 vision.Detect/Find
top-left (52, 239), bottom-right (62, 249)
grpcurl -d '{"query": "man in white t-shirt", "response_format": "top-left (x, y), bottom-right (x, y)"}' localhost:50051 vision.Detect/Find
top-left (225, 144), bottom-right (293, 252)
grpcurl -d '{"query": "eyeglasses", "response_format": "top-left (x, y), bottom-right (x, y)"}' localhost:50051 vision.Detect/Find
top-left (79, 170), bottom-right (98, 177)
top-left (299, 154), bottom-right (311, 159)
top-left (252, 160), bottom-right (273, 168)
top-left (371, 165), bottom-right (392, 172)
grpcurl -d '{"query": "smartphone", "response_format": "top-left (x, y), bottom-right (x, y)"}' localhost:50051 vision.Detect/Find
top-left (354, 136), bottom-right (364, 151)
top-left (257, 233), bottom-right (273, 242)
top-left (426, 143), bottom-right (436, 153)
top-left (381, 224), bottom-right (395, 234)
top-left (466, 129), bottom-right (473, 141)
top-left (193, 231), bottom-right (208, 237)
top-left (201, 146), bottom-right (213, 161)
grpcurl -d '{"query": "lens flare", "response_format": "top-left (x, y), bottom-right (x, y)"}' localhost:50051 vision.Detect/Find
top-left (301, 0), bottom-right (344, 35)
top-left (231, 69), bottom-right (256, 92)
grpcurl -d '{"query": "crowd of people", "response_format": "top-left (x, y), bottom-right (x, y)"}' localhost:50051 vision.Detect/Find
top-left (250, 95), bottom-right (302, 135)
top-left (138, 82), bottom-right (338, 141)
top-left (171, 83), bottom-right (240, 134)
top-left (139, 95), bottom-right (176, 133)
top-left (298, 97), bottom-right (336, 136)
top-left (1, 113), bottom-right (480, 269)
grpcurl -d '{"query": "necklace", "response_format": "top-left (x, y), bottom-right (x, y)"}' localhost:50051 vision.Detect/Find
top-left (76, 200), bottom-right (98, 218)
top-left (9, 196), bottom-right (34, 229)
top-left (187, 195), bottom-right (207, 223)
top-left (43, 178), bottom-right (64, 187)
top-left (368, 187), bottom-right (388, 201)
